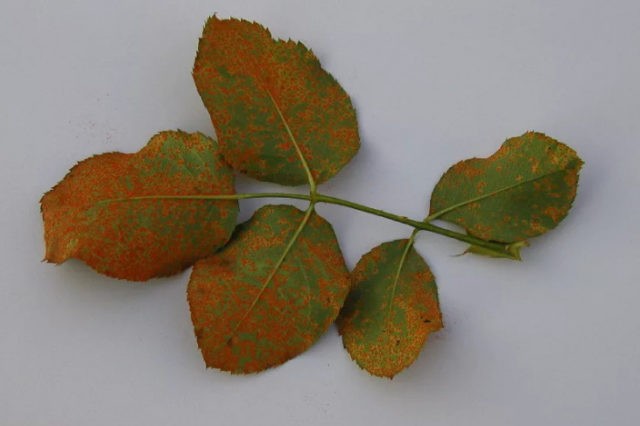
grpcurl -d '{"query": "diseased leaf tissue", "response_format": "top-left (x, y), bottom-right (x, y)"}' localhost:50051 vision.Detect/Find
top-left (41, 16), bottom-right (583, 378)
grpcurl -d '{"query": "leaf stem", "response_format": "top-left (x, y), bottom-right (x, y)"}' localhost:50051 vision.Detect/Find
top-left (312, 194), bottom-right (517, 258)
top-left (102, 191), bottom-right (519, 259)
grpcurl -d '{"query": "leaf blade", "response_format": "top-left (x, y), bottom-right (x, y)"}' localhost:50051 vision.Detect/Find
top-left (429, 132), bottom-right (583, 243)
top-left (188, 205), bottom-right (350, 373)
top-left (338, 239), bottom-right (443, 378)
top-left (40, 131), bottom-right (238, 281)
top-left (193, 16), bottom-right (360, 185)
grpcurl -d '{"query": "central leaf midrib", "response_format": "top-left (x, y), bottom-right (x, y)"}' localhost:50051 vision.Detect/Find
top-left (264, 89), bottom-right (315, 187)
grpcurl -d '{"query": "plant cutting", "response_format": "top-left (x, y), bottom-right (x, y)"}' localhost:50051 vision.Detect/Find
top-left (41, 16), bottom-right (582, 378)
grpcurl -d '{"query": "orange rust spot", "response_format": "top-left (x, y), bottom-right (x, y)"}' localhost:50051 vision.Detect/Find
top-left (453, 161), bottom-right (483, 178)
top-left (564, 169), bottom-right (579, 187)
top-left (543, 206), bottom-right (564, 222)
top-left (530, 158), bottom-right (540, 174)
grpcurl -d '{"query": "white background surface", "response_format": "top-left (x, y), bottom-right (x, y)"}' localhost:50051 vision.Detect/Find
top-left (2, 1), bottom-right (639, 425)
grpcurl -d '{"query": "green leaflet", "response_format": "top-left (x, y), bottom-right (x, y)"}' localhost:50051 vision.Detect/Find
top-left (429, 132), bottom-right (583, 243)
top-left (188, 204), bottom-right (350, 373)
top-left (40, 131), bottom-right (238, 281)
top-left (193, 16), bottom-right (360, 186)
top-left (338, 239), bottom-right (443, 378)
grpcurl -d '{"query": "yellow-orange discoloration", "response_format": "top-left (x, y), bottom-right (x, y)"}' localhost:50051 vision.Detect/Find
top-left (338, 240), bottom-right (442, 378)
top-left (188, 205), bottom-right (350, 374)
top-left (40, 131), bottom-right (238, 281)
top-left (193, 16), bottom-right (360, 186)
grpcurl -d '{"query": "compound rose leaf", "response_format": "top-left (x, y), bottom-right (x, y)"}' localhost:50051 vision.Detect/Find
top-left (429, 131), bottom-right (583, 243)
top-left (188, 204), bottom-right (350, 373)
top-left (193, 16), bottom-right (360, 186)
top-left (338, 239), bottom-right (443, 378)
top-left (41, 131), bottom-right (238, 281)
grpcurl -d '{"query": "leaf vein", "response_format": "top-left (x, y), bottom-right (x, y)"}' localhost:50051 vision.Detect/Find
top-left (383, 232), bottom-right (418, 333)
